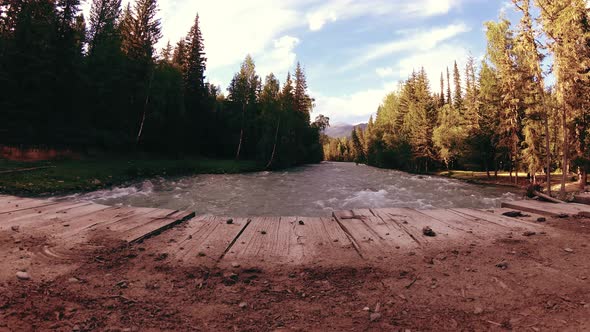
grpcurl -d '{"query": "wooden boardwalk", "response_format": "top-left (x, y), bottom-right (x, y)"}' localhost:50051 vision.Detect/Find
top-left (1, 194), bottom-right (589, 269)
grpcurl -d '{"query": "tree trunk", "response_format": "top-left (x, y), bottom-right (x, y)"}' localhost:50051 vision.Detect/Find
top-left (544, 112), bottom-right (552, 195)
top-left (560, 107), bottom-right (568, 198)
top-left (265, 117), bottom-right (281, 169)
top-left (136, 70), bottom-right (155, 145)
top-left (235, 103), bottom-right (246, 160)
top-left (580, 169), bottom-right (587, 191)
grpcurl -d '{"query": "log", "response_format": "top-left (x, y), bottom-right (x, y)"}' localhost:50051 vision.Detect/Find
top-left (533, 190), bottom-right (564, 204)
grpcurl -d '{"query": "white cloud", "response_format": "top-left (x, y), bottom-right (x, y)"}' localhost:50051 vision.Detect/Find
top-left (256, 36), bottom-right (300, 81)
top-left (305, 0), bottom-right (462, 32)
top-left (313, 85), bottom-right (395, 124)
top-left (345, 23), bottom-right (471, 70)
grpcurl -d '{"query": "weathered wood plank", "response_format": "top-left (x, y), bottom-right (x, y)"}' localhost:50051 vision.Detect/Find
top-left (374, 208), bottom-right (466, 244)
top-left (142, 216), bottom-right (250, 265)
top-left (416, 208), bottom-right (501, 238)
top-left (224, 216), bottom-right (361, 266)
top-left (332, 209), bottom-right (411, 258)
top-left (574, 193), bottom-right (590, 206)
top-left (502, 200), bottom-right (590, 217)
top-left (0, 197), bottom-right (59, 214)
top-left (0, 202), bottom-right (104, 229)
top-left (449, 208), bottom-right (540, 232)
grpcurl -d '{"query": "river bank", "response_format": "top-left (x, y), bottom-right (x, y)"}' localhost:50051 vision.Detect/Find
top-left (0, 158), bottom-right (262, 197)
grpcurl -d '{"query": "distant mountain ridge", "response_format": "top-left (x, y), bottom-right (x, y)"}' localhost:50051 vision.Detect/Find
top-left (324, 123), bottom-right (367, 138)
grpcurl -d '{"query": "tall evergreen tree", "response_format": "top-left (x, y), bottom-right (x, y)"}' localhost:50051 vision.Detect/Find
top-left (453, 60), bottom-right (463, 110)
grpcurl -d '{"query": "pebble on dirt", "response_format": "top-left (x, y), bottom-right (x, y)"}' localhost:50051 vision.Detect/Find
top-left (496, 262), bottom-right (509, 270)
top-left (422, 226), bottom-right (436, 237)
top-left (16, 271), bottom-right (30, 280)
top-left (11, 225), bottom-right (19, 232)
top-left (564, 248), bottom-right (575, 253)
top-left (523, 231), bottom-right (537, 237)
top-left (369, 312), bottom-right (382, 322)
top-left (298, 220), bottom-right (305, 225)
top-left (231, 262), bottom-right (240, 268)
top-left (226, 219), bottom-right (233, 224)
top-left (537, 217), bottom-right (547, 222)
top-left (238, 302), bottom-right (248, 309)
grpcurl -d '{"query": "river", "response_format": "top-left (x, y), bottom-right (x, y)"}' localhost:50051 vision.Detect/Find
top-left (66, 162), bottom-right (517, 217)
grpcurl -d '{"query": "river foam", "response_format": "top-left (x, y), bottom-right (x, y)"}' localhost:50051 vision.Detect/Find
top-left (66, 162), bottom-right (517, 217)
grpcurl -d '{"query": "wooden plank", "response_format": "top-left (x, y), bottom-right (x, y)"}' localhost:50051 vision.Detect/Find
top-left (0, 197), bottom-right (59, 214)
top-left (332, 210), bottom-right (407, 257)
top-left (97, 208), bottom-right (179, 233)
top-left (124, 210), bottom-right (195, 243)
top-left (357, 209), bottom-right (424, 247)
top-left (2, 203), bottom-right (111, 230)
top-left (416, 208), bottom-right (503, 238)
top-left (0, 201), bottom-right (91, 223)
top-left (374, 208), bottom-right (466, 244)
top-left (223, 216), bottom-right (361, 265)
top-left (143, 216), bottom-right (250, 265)
top-left (58, 206), bottom-right (159, 239)
top-left (451, 209), bottom-right (540, 231)
top-left (486, 207), bottom-right (549, 224)
top-left (502, 200), bottom-right (590, 217)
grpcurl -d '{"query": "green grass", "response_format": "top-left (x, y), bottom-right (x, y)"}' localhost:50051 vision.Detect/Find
top-left (0, 157), bottom-right (263, 196)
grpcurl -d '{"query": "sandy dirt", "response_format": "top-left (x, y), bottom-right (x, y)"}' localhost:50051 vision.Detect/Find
top-left (1, 215), bottom-right (590, 331)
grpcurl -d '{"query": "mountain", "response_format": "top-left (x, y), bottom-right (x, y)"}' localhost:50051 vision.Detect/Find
top-left (323, 123), bottom-right (367, 138)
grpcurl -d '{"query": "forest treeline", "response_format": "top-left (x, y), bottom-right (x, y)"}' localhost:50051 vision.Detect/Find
top-left (324, 0), bottom-right (590, 197)
top-left (0, 0), bottom-right (326, 168)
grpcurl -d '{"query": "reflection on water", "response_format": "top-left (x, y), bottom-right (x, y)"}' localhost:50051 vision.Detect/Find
top-left (65, 162), bottom-right (517, 217)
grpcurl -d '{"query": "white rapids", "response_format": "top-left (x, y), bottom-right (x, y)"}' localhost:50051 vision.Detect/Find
top-left (64, 162), bottom-right (517, 217)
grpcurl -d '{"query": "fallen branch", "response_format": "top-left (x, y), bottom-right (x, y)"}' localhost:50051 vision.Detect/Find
top-left (533, 190), bottom-right (564, 204)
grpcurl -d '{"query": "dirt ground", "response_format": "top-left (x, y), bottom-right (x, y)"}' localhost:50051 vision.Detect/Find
top-left (1, 216), bottom-right (590, 331)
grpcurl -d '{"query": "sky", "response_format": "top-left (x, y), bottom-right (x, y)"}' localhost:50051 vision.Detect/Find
top-left (83, 0), bottom-right (520, 125)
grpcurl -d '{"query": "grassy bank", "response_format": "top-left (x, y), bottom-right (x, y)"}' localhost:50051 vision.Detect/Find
top-left (438, 170), bottom-right (583, 193)
top-left (0, 157), bottom-right (262, 196)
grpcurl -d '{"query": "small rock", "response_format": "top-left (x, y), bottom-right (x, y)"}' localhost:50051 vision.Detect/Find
top-left (369, 312), bottom-right (382, 322)
top-left (16, 271), bottom-right (30, 280)
top-left (226, 219), bottom-right (233, 224)
top-left (474, 307), bottom-right (484, 314)
top-left (231, 262), bottom-right (241, 268)
top-left (72, 325), bottom-right (81, 332)
top-left (238, 302), bottom-right (248, 309)
top-left (503, 211), bottom-right (524, 218)
top-left (363, 307), bottom-right (370, 311)
top-left (298, 220), bottom-right (305, 225)
top-left (422, 226), bottom-right (436, 237)
top-left (11, 225), bottom-right (19, 232)
top-left (557, 213), bottom-right (569, 219)
top-left (14, 239), bottom-right (21, 244)
top-left (523, 231), bottom-right (536, 237)
top-left (564, 248), bottom-right (575, 253)
top-left (68, 277), bottom-right (80, 283)
top-left (496, 262), bottom-right (509, 270)
top-left (261, 231), bottom-right (267, 235)
top-left (536, 217), bottom-right (546, 223)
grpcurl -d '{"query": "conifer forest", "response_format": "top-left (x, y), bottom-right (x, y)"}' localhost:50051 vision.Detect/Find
top-left (0, 0), bottom-right (325, 169)
top-left (323, 0), bottom-right (590, 197)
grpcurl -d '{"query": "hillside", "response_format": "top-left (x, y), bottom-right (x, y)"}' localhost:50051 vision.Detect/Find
top-left (324, 123), bottom-right (367, 138)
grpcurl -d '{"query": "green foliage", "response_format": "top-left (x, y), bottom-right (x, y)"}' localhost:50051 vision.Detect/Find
top-left (0, 0), bottom-right (324, 171)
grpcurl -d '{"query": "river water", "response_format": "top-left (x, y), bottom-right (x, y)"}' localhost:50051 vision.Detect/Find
top-left (67, 162), bottom-right (517, 217)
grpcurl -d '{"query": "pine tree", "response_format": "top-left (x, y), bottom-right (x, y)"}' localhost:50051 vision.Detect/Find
top-left (463, 55), bottom-right (479, 130)
top-left (439, 72), bottom-right (445, 107)
top-left (184, 14), bottom-right (207, 98)
top-left (446, 67), bottom-right (452, 105)
top-left (161, 40), bottom-right (172, 62)
top-left (513, 0), bottom-right (548, 185)
top-left (535, 0), bottom-right (590, 195)
top-left (88, 0), bottom-right (121, 54)
top-left (294, 62), bottom-right (311, 122)
top-left (453, 61), bottom-right (463, 110)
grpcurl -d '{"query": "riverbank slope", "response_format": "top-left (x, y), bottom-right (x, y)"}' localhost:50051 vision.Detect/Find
top-left (0, 158), bottom-right (262, 196)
